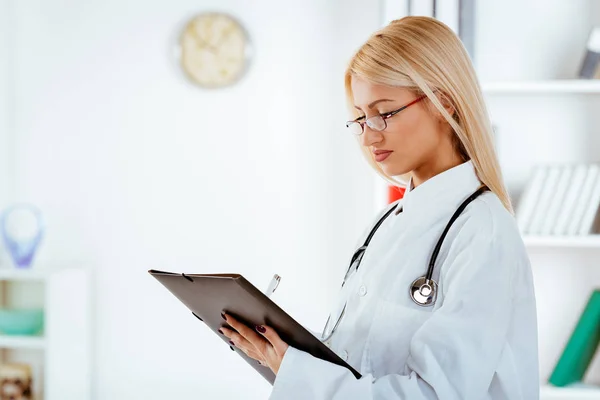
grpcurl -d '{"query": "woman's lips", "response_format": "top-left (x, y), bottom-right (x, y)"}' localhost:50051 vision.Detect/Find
top-left (374, 151), bottom-right (393, 162)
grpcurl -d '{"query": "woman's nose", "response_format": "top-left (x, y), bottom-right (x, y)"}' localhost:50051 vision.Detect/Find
top-left (360, 126), bottom-right (383, 147)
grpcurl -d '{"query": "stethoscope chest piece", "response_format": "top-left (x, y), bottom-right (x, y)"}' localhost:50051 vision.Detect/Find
top-left (409, 276), bottom-right (438, 306)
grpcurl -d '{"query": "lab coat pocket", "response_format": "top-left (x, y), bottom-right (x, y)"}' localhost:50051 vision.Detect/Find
top-left (367, 297), bottom-right (434, 379)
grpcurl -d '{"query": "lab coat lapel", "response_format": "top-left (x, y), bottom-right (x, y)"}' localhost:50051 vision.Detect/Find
top-left (399, 160), bottom-right (482, 233)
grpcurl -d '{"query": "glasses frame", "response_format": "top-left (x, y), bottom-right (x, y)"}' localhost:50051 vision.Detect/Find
top-left (346, 93), bottom-right (429, 136)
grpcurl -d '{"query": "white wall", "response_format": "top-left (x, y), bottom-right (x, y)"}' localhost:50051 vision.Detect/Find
top-left (0, 0), bottom-right (14, 213)
top-left (0, 2), bottom-right (7, 193)
top-left (6, 0), bottom-right (382, 399)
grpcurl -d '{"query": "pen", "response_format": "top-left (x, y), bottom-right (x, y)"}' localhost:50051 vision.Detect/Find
top-left (265, 274), bottom-right (281, 298)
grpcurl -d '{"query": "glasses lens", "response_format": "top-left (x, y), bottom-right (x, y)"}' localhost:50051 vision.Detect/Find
top-left (366, 115), bottom-right (386, 131)
top-left (346, 121), bottom-right (363, 135)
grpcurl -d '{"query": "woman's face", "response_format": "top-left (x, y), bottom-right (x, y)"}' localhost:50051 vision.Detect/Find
top-left (350, 75), bottom-right (459, 185)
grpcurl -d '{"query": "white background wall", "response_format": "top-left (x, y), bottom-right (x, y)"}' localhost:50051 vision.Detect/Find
top-left (1, 0), bottom-right (382, 399)
top-left (0, 0), bottom-right (13, 211)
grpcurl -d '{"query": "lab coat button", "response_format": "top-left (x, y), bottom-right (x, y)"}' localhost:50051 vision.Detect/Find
top-left (341, 350), bottom-right (348, 361)
top-left (358, 285), bottom-right (367, 296)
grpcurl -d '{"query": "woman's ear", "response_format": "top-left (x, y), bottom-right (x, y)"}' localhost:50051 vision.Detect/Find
top-left (434, 91), bottom-right (456, 121)
top-left (440, 91), bottom-right (455, 115)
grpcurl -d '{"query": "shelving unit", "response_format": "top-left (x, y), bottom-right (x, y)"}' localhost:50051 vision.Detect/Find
top-left (0, 265), bottom-right (92, 400)
top-left (479, 2), bottom-right (600, 395)
top-left (523, 235), bottom-right (600, 249)
top-left (0, 335), bottom-right (45, 349)
top-left (541, 384), bottom-right (600, 400)
top-left (0, 268), bottom-right (51, 281)
top-left (379, 1), bottom-right (600, 399)
top-left (482, 80), bottom-right (600, 94)
top-left (475, 1), bottom-right (600, 395)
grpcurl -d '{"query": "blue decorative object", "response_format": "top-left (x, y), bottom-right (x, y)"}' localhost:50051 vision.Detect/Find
top-left (0, 204), bottom-right (45, 268)
top-left (0, 308), bottom-right (44, 335)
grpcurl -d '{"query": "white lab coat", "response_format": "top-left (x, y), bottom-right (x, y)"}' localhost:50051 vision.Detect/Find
top-left (270, 160), bottom-right (539, 400)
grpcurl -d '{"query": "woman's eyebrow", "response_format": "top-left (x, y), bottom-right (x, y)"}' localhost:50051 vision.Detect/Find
top-left (354, 99), bottom-right (394, 110)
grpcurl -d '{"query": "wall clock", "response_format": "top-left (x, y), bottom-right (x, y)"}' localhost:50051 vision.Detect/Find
top-left (177, 12), bottom-right (252, 88)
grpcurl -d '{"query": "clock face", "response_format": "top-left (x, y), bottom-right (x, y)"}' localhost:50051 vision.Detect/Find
top-left (178, 12), bottom-right (251, 88)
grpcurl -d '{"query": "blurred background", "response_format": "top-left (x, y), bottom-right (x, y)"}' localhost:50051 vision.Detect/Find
top-left (0, 0), bottom-right (599, 399)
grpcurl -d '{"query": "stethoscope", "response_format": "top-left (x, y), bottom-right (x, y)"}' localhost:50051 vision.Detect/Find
top-left (320, 185), bottom-right (489, 344)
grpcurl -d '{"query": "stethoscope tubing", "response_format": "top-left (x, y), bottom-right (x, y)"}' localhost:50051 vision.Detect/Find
top-left (424, 185), bottom-right (490, 281)
top-left (322, 184), bottom-right (490, 343)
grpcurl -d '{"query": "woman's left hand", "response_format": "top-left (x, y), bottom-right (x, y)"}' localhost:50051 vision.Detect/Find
top-left (220, 312), bottom-right (289, 375)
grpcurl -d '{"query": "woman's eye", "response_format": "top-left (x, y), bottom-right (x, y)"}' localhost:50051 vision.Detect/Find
top-left (355, 115), bottom-right (366, 122)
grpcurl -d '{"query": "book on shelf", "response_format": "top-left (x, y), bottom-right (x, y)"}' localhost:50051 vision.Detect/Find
top-left (579, 26), bottom-right (600, 79)
top-left (516, 164), bottom-right (600, 236)
top-left (553, 165), bottom-right (588, 235)
top-left (578, 168), bottom-right (600, 235)
top-left (541, 166), bottom-right (572, 235)
top-left (567, 165), bottom-right (599, 236)
top-left (548, 289), bottom-right (600, 387)
top-left (516, 165), bottom-right (546, 233)
top-left (528, 165), bottom-right (560, 235)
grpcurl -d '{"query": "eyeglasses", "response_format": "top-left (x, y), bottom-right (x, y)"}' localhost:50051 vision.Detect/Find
top-left (345, 93), bottom-right (429, 136)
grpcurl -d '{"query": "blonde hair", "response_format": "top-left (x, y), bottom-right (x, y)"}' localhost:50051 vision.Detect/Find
top-left (344, 16), bottom-right (513, 214)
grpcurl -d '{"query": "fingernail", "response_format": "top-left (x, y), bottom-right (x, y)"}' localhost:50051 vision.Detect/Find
top-left (218, 329), bottom-right (224, 335)
top-left (229, 340), bottom-right (235, 346)
top-left (255, 325), bottom-right (266, 333)
top-left (230, 346), bottom-right (235, 351)
top-left (221, 313), bottom-right (227, 321)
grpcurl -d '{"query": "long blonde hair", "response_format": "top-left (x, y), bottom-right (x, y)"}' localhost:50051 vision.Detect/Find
top-left (344, 16), bottom-right (513, 214)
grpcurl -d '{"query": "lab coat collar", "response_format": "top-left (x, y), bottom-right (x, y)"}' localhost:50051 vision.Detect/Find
top-left (401, 160), bottom-right (482, 217)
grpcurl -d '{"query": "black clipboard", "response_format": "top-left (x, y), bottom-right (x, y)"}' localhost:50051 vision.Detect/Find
top-left (148, 269), bottom-right (361, 385)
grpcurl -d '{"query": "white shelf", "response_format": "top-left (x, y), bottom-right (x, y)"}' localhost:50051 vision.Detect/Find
top-left (541, 384), bottom-right (600, 400)
top-left (0, 267), bottom-right (73, 281)
top-left (523, 235), bottom-right (600, 248)
top-left (0, 268), bottom-right (49, 281)
top-left (0, 334), bottom-right (45, 349)
top-left (482, 80), bottom-right (600, 94)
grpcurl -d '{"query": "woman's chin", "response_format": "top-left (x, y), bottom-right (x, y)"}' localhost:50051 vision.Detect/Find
top-left (380, 163), bottom-right (410, 178)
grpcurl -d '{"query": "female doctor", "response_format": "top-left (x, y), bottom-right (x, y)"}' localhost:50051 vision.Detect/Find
top-left (220, 15), bottom-right (539, 399)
